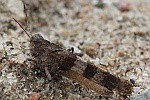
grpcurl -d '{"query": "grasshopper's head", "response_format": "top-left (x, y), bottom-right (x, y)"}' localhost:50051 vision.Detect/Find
top-left (29, 34), bottom-right (45, 59)
top-left (30, 34), bottom-right (44, 43)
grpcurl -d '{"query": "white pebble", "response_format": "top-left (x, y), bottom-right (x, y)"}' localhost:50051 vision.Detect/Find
top-left (0, 43), bottom-right (3, 50)
top-left (94, 58), bottom-right (100, 65)
top-left (142, 71), bottom-right (149, 77)
top-left (136, 68), bottom-right (142, 75)
top-left (133, 87), bottom-right (141, 93)
top-left (7, 73), bottom-right (13, 79)
top-left (72, 46), bottom-right (81, 53)
top-left (23, 88), bottom-right (27, 92)
top-left (129, 74), bottom-right (138, 80)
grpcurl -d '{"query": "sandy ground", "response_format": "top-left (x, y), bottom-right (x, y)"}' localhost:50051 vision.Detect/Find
top-left (0, 0), bottom-right (150, 100)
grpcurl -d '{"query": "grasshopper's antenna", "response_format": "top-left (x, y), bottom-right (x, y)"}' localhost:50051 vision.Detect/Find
top-left (23, 1), bottom-right (30, 31)
top-left (23, 2), bottom-right (28, 25)
top-left (13, 18), bottom-right (31, 39)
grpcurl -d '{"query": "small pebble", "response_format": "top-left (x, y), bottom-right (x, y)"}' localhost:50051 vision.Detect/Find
top-left (117, 51), bottom-right (125, 57)
top-left (0, 43), bottom-right (3, 50)
top-left (130, 79), bottom-right (135, 84)
top-left (17, 54), bottom-right (27, 64)
top-left (135, 68), bottom-right (142, 75)
top-left (129, 74), bottom-right (138, 80)
top-left (133, 87), bottom-right (141, 93)
top-left (29, 92), bottom-right (41, 100)
top-left (79, 44), bottom-right (98, 57)
top-left (117, 2), bottom-right (130, 12)
top-left (108, 58), bottom-right (115, 66)
top-left (142, 71), bottom-right (149, 77)
top-left (94, 58), bottom-right (100, 65)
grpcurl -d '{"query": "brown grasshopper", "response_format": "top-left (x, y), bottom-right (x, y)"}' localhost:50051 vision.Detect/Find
top-left (13, 18), bottom-right (133, 97)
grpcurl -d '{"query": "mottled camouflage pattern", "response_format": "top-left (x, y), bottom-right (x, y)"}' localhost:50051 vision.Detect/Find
top-left (30, 34), bottom-right (133, 97)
